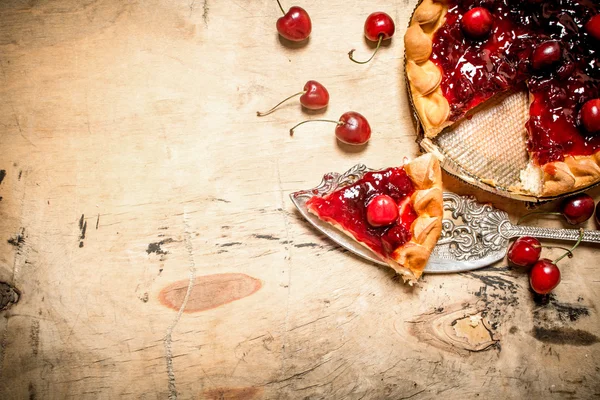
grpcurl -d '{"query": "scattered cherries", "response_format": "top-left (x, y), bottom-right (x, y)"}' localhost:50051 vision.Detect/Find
top-left (518, 193), bottom-right (595, 225)
top-left (275, 0), bottom-right (311, 42)
top-left (257, 81), bottom-right (329, 116)
top-left (580, 98), bottom-right (600, 134)
top-left (366, 194), bottom-right (398, 227)
top-left (289, 111), bottom-right (371, 145)
top-left (349, 12), bottom-right (395, 64)
top-left (531, 41), bottom-right (562, 70)
top-left (507, 237), bottom-right (541, 267)
top-left (461, 7), bottom-right (494, 39)
top-left (596, 200), bottom-right (600, 228)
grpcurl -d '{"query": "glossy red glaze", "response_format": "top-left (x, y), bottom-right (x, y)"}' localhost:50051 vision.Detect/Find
top-left (430, 0), bottom-right (600, 165)
top-left (366, 194), bottom-right (399, 227)
top-left (307, 167), bottom-right (417, 257)
top-left (335, 112), bottom-right (371, 145)
top-left (300, 81), bottom-right (329, 110)
top-left (364, 12), bottom-right (395, 41)
top-left (461, 7), bottom-right (494, 39)
top-left (530, 259), bottom-right (561, 295)
top-left (276, 6), bottom-right (312, 42)
top-left (562, 193), bottom-right (595, 225)
top-left (507, 236), bottom-right (541, 267)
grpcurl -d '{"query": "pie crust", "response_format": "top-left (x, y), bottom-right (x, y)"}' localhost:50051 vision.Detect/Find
top-left (307, 153), bottom-right (443, 284)
top-left (404, 0), bottom-right (600, 198)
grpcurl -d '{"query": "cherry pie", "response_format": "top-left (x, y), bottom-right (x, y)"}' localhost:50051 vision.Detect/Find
top-left (306, 154), bottom-right (443, 284)
top-left (405, 0), bottom-right (600, 196)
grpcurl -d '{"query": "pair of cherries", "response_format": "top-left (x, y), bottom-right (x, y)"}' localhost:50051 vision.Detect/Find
top-left (275, 0), bottom-right (395, 64)
top-left (257, 81), bottom-right (371, 145)
top-left (508, 193), bottom-right (595, 295)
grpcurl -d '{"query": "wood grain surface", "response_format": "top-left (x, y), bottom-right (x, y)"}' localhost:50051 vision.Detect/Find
top-left (1, 0), bottom-right (599, 399)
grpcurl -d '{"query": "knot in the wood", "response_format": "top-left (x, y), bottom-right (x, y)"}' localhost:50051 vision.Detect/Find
top-left (0, 282), bottom-right (20, 311)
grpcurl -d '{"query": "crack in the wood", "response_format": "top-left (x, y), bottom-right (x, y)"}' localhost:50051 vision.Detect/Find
top-left (163, 210), bottom-right (197, 400)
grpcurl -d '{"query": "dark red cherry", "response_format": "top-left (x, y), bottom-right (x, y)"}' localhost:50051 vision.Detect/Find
top-left (381, 226), bottom-right (410, 255)
top-left (257, 80), bottom-right (329, 116)
top-left (531, 41), bottom-right (562, 70)
top-left (366, 195), bottom-right (399, 227)
top-left (507, 237), bottom-right (541, 267)
top-left (364, 12), bottom-right (395, 41)
top-left (580, 98), bottom-right (600, 134)
top-left (276, 4), bottom-right (312, 42)
top-left (289, 111), bottom-right (371, 145)
top-left (586, 14), bottom-right (600, 41)
top-left (530, 259), bottom-right (561, 295)
top-left (349, 12), bottom-right (395, 64)
top-left (461, 7), bottom-right (494, 39)
top-left (562, 193), bottom-right (595, 225)
top-left (595, 200), bottom-right (600, 228)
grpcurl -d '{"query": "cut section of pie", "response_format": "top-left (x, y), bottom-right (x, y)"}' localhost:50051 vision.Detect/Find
top-left (405, 0), bottom-right (600, 197)
top-left (306, 153), bottom-right (443, 284)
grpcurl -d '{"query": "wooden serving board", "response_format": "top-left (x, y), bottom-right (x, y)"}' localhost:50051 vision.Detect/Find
top-left (0, 0), bottom-right (599, 398)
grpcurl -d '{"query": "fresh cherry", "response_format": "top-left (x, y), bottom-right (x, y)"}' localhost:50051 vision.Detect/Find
top-left (595, 200), bottom-right (600, 228)
top-left (528, 228), bottom-right (584, 295)
top-left (461, 7), bottom-right (494, 39)
top-left (366, 195), bottom-right (399, 227)
top-left (562, 193), bottom-right (595, 225)
top-left (580, 98), bottom-right (600, 134)
top-left (531, 41), bottom-right (562, 70)
top-left (530, 259), bottom-right (561, 295)
top-left (507, 237), bottom-right (541, 267)
top-left (518, 193), bottom-right (595, 225)
top-left (348, 12), bottom-right (395, 64)
top-left (275, 0), bottom-right (311, 42)
top-left (586, 14), bottom-right (600, 41)
top-left (257, 81), bottom-right (329, 116)
top-left (289, 111), bottom-right (371, 145)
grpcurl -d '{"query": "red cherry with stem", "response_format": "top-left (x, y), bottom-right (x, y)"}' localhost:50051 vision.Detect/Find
top-left (531, 41), bottom-right (562, 70)
top-left (507, 237), bottom-right (541, 267)
top-left (529, 228), bottom-right (584, 294)
top-left (580, 98), bottom-right (600, 134)
top-left (366, 194), bottom-right (399, 227)
top-left (461, 7), bottom-right (494, 39)
top-left (517, 193), bottom-right (595, 225)
top-left (586, 14), bottom-right (600, 41)
top-left (275, 0), bottom-right (311, 42)
top-left (257, 81), bottom-right (329, 116)
top-left (289, 111), bottom-right (371, 145)
top-left (348, 12), bottom-right (395, 64)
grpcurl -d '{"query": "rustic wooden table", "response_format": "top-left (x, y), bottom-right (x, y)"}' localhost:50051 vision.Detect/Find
top-left (1, 0), bottom-right (599, 398)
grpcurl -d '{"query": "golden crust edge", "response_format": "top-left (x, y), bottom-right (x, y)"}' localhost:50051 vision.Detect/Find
top-left (404, 0), bottom-right (450, 138)
top-left (540, 152), bottom-right (600, 197)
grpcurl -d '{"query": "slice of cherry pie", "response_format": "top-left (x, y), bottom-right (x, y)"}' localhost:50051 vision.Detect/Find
top-left (306, 154), bottom-right (443, 284)
top-left (405, 0), bottom-right (600, 197)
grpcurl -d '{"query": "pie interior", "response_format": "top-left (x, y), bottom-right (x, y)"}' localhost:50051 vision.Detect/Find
top-left (306, 153), bottom-right (443, 284)
top-left (405, 0), bottom-right (600, 197)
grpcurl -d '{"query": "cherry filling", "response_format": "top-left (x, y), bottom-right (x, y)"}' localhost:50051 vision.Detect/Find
top-left (307, 167), bottom-right (417, 257)
top-left (430, 0), bottom-right (600, 164)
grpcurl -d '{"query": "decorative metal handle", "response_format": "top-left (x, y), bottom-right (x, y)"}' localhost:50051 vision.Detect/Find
top-left (504, 223), bottom-right (600, 244)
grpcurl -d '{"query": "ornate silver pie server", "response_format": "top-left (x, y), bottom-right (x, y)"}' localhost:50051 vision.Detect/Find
top-left (290, 164), bottom-right (600, 274)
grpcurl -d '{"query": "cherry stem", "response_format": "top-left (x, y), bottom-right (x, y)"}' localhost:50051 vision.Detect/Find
top-left (289, 119), bottom-right (342, 135)
top-left (554, 228), bottom-right (584, 264)
top-left (276, 0), bottom-right (285, 15)
top-left (349, 35), bottom-right (383, 64)
top-left (517, 211), bottom-right (562, 225)
top-left (533, 245), bottom-right (574, 258)
top-left (257, 91), bottom-right (305, 117)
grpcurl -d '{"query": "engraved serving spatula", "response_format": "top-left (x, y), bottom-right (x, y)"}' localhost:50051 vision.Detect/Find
top-left (290, 164), bottom-right (600, 273)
